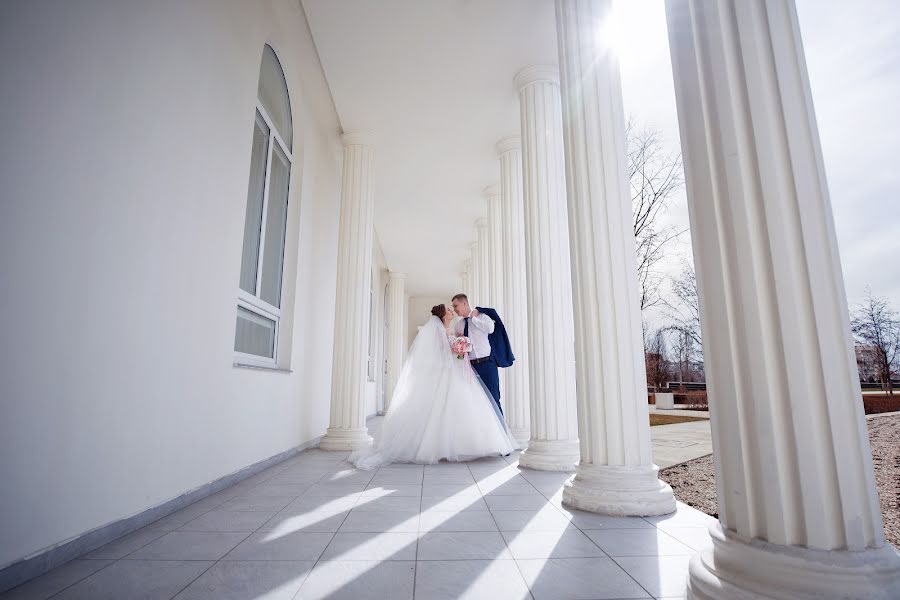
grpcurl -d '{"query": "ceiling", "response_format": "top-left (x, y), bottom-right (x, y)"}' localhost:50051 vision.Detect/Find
top-left (301, 0), bottom-right (559, 297)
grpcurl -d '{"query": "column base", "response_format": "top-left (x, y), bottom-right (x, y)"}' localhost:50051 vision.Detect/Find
top-left (518, 439), bottom-right (579, 472)
top-left (509, 428), bottom-right (531, 446)
top-left (687, 524), bottom-right (900, 600)
top-left (319, 427), bottom-right (373, 452)
top-left (562, 463), bottom-right (675, 516)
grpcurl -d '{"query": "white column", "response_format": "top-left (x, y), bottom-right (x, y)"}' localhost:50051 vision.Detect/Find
top-left (515, 66), bottom-right (580, 471)
top-left (321, 132), bottom-right (376, 451)
top-left (475, 218), bottom-right (491, 306)
top-left (485, 185), bottom-right (505, 314)
top-left (666, 1), bottom-right (900, 597)
top-left (469, 242), bottom-right (481, 303)
top-left (497, 136), bottom-right (531, 444)
top-left (460, 269), bottom-right (469, 296)
top-left (384, 271), bottom-right (406, 414)
top-left (555, 0), bottom-right (675, 516)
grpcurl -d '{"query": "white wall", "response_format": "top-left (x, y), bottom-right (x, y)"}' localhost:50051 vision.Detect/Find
top-left (0, 0), bottom-right (343, 569)
top-left (407, 296), bottom-right (454, 349)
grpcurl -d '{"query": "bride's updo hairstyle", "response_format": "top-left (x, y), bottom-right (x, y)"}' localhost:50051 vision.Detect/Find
top-left (431, 304), bottom-right (447, 320)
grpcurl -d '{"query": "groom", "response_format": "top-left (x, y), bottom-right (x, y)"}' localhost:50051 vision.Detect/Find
top-left (451, 293), bottom-right (514, 415)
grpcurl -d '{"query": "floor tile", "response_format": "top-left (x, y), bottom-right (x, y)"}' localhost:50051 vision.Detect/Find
top-left (265, 471), bottom-right (327, 485)
top-left (297, 560), bottom-right (415, 600)
top-left (178, 509), bottom-right (277, 532)
top-left (479, 481), bottom-right (541, 496)
top-left (421, 495), bottom-right (489, 512)
top-left (319, 470), bottom-right (374, 485)
top-left (486, 495), bottom-right (548, 511)
top-left (562, 510), bottom-right (655, 530)
top-left (223, 531), bottom-right (334, 561)
top-left (241, 484), bottom-right (310, 497)
top-left (644, 505), bottom-right (717, 530)
top-left (352, 495), bottom-right (420, 512)
top-left (421, 484), bottom-right (481, 499)
top-left (417, 532), bottom-right (510, 560)
top-left (303, 483), bottom-right (368, 497)
top-left (257, 510), bottom-right (349, 534)
top-left (83, 528), bottom-right (167, 559)
top-left (492, 507), bottom-right (574, 532)
top-left (145, 505), bottom-right (214, 531)
top-left (319, 532), bottom-right (418, 561)
top-left (414, 559), bottom-right (531, 600)
top-left (339, 510), bottom-right (419, 532)
top-left (502, 530), bottom-right (606, 560)
top-left (418, 511), bottom-right (499, 532)
top-left (615, 555), bottom-right (692, 598)
top-left (0, 559), bottom-right (114, 600)
top-left (369, 472), bottom-right (424, 485)
top-left (584, 529), bottom-right (694, 557)
top-left (128, 531), bottom-right (247, 560)
top-left (423, 472), bottom-right (476, 485)
top-left (361, 484), bottom-right (422, 497)
top-left (51, 560), bottom-right (212, 600)
top-left (516, 557), bottom-right (651, 599)
top-left (284, 494), bottom-right (360, 513)
top-left (660, 527), bottom-right (712, 551)
top-left (173, 560), bottom-right (313, 600)
top-left (218, 496), bottom-right (294, 512)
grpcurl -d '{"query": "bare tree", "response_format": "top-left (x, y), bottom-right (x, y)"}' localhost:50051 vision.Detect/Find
top-left (666, 259), bottom-right (702, 344)
top-left (851, 288), bottom-right (900, 396)
top-left (627, 117), bottom-right (685, 311)
top-left (644, 327), bottom-right (672, 391)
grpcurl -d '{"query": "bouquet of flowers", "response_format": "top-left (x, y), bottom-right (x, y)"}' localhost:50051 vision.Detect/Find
top-left (449, 336), bottom-right (473, 360)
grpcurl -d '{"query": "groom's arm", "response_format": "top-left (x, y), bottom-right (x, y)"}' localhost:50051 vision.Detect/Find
top-left (469, 311), bottom-right (495, 334)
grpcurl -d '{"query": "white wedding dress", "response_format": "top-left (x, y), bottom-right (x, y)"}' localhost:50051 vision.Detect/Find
top-left (351, 316), bottom-right (520, 469)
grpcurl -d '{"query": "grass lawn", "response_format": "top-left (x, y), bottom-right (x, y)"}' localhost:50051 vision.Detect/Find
top-left (649, 414), bottom-right (708, 426)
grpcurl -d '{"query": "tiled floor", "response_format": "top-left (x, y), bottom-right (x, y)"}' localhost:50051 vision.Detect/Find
top-left (2, 439), bottom-right (716, 599)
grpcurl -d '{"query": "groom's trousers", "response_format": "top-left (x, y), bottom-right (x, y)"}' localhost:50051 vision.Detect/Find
top-left (471, 356), bottom-right (502, 415)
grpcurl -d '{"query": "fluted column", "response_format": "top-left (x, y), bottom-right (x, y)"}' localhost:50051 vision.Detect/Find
top-left (384, 272), bottom-right (407, 414)
top-left (515, 66), bottom-right (580, 471)
top-left (485, 186), bottom-right (505, 314)
top-left (321, 132), bottom-right (376, 451)
top-left (497, 136), bottom-right (531, 444)
top-left (460, 267), bottom-right (469, 296)
top-left (475, 218), bottom-right (491, 306)
top-left (666, 1), bottom-right (900, 597)
top-left (469, 242), bottom-right (481, 303)
top-left (555, 0), bottom-right (675, 516)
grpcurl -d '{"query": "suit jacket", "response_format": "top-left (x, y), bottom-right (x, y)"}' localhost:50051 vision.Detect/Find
top-left (476, 307), bottom-right (515, 368)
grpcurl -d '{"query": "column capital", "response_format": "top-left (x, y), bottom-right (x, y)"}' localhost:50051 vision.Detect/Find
top-left (475, 217), bottom-right (488, 229)
top-left (341, 131), bottom-right (374, 147)
top-left (496, 136), bottom-right (521, 155)
top-left (482, 184), bottom-right (501, 200)
top-left (514, 65), bottom-right (560, 92)
top-left (388, 271), bottom-right (407, 280)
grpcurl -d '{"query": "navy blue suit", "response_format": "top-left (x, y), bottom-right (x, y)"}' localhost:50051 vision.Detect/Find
top-left (465, 307), bottom-right (514, 415)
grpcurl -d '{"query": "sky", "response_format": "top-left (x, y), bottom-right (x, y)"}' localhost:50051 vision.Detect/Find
top-left (613, 0), bottom-right (900, 326)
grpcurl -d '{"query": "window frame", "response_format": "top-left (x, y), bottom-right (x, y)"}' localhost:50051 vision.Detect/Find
top-left (234, 101), bottom-right (294, 367)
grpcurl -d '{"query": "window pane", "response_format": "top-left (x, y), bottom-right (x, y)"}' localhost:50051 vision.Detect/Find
top-left (239, 113), bottom-right (270, 294)
top-left (257, 44), bottom-right (292, 150)
top-left (260, 142), bottom-right (290, 307)
top-left (235, 306), bottom-right (276, 358)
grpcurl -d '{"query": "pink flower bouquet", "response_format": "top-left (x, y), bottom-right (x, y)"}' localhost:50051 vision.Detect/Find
top-left (450, 336), bottom-right (473, 360)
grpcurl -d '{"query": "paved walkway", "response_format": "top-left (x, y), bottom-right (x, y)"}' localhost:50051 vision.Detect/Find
top-left (2, 417), bottom-right (722, 600)
top-left (650, 420), bottom-right (713, 470)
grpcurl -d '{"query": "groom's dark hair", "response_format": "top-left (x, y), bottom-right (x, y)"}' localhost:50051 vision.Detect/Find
top-left (451, 293), bottom-right (468, 302)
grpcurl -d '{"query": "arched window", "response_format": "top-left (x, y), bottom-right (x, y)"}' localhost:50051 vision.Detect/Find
top-left (235, 44), bottom-right (294, 363)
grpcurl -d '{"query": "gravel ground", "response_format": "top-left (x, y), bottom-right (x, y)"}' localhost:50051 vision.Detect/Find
top-left (659, 413), bottom-right (900, 546)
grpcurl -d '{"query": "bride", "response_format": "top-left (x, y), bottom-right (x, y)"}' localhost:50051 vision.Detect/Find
top-left (351, 303), bottom-right (519, 469)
